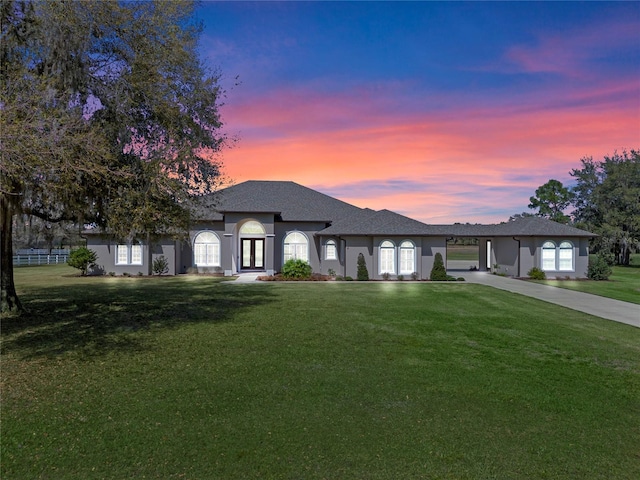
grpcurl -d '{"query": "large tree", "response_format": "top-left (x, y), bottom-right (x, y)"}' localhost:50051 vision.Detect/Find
top-left (1, 0), bottom-right (227, 312)
top-left (571, 151), bottom-right (640, 265)
top-left (527, 179), bottom-right (573, 224)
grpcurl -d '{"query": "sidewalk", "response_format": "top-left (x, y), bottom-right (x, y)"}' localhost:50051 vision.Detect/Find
top-left (457, 271), bottom-right (639, 328)
top-left (231, 272), bottom-right (262, 284)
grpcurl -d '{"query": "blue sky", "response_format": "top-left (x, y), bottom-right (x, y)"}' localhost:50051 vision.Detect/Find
top-left (196, 1), bottom-right (640, 223)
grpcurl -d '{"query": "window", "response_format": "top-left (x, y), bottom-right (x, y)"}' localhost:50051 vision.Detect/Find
top-left (542, 241), bottom-right (556, 271)
top-left (379, 240), bottom-right (396, 274)
top-left (325, 240), bottom-right (337, 260)
top-left (116, 242), bottom-right (143, 265)
top-left (541, 240), bottom-right (574, 271)
top-left (284, 231), bottom-right (308, 262)
top-left (558, 241), bottom-right (574, 271)
top-left (399, 240), bottom-right (415, 275)
top-left (194, 231), bottom-right (221, 266)
top-left (240, 221), bottom-right (265, 235)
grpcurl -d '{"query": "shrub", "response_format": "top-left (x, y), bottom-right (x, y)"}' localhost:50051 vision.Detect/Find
top-left (527, 267), bottom-right (546, 280)
top-left (397, 275), bottom-right (404, 281)
top-left (357, 253), bottom-right (369, 281)
top-left (457, 277), bottom-right (466, 282)
top-left (328, 268), bottom-right (336, 277)
top-left (381, 272), bottom-right (390, 281)
top-left (67, 247), bottom-right (97, 276)
top-left (588, 252), bottom-right (613, 280)
top-left (411, 272), bottom-right (419, 281)
top-left (344, 276), bottom-right (353, 281)
top-left (281, 259), bottom-right (312, 279)
top-left (153, 255), bottom-right (169, 275)
top-left (430, 252), bottom-right (447, 281)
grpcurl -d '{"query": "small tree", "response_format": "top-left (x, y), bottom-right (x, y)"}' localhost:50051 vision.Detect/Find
top-left (430, 252), bottom-right (447, 281)
top-left (357, 253), bottom-right (369, 281)
top-left (588, 252), bottom-right (614, 280)
top-left (67, 247), bottom-right (97, 276)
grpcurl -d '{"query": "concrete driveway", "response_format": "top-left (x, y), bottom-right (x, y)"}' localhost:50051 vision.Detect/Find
top-left (457, 270), bottom-right (639, 329)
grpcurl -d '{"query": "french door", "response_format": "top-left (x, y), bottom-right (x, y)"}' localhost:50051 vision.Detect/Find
top-left (241, 239), bottom-right (264, 270)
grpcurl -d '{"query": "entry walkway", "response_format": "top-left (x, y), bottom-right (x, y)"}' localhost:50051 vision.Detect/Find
top-left (457, 271), bottom-right (639, 328)
top-left (231, 272), bottom-right (262, 284)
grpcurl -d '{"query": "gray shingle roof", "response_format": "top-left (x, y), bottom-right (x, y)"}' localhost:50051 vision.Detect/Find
top-left (467, 216), bottom-right (598, 237)
top-left (192, 181), bottom-right (596, 238)
top-left (192, 180), bottom-right (362, 222)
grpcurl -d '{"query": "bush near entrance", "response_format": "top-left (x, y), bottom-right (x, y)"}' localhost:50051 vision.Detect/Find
top-left (281, 259), bottom-right (312, 279)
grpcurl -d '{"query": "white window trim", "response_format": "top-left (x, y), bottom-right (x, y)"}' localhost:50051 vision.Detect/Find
top-left (558, 241), bottom-right (574, 272)
top-left (399, 240), bottom-right (416, 275)
top-left (239, 220), bottom-right (266, 235)
top-left (115, 242), bottom-right (143, 265)
top-left (325, 240), bottom-right (337, 260)
top-left (283, 231), bottom-right (309, 263)
top-left (379, 240), bottom-right (396, 274)
top-left (541, 240), bottom-right (574, 272)
top-left (193, 231), bottom-right (221, 267)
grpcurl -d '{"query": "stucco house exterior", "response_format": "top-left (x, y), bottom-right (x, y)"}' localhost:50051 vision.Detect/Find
top-left (86, 180), bottom-right (597, 279)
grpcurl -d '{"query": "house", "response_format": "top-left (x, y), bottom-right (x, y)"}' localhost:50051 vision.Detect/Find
top-left (86, 180), bottom-right (597, 279)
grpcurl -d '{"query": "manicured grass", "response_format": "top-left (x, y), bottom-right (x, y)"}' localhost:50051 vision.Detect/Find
top-left (533, 255), bottom-right (640, 304)
top-left (2, 266), bottom-right (639, 479)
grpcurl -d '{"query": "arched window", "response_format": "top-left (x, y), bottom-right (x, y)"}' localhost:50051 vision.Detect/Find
top-left (239, 221), bottom-right (265, 235)
top-left (542, 241), bottom-right (556, 271)
top-left (558, 241), bottom-right (573, 271)
top-left (284, 231), bottom-right (308, 262)
top-left (325, 239), bottom-right (337, 260)
top-left (399, 240), bottom-right (416, 275)
top-left (379, 240), bottom-right (396, 274)
top-left (194, 231), bottom-right (221, 266)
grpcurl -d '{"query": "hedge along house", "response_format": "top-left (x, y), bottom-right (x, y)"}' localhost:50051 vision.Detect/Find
top-left (86, 181), bottom-right (597, 279)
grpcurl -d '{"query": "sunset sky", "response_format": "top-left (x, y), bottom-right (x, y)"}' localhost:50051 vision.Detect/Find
top-left (197, 1), bottom-right (640, 224)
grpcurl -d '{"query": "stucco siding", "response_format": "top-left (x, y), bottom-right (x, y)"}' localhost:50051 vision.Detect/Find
top-left (274, 221), bottom-right (326, 273)
top-left (87, 236), bottom-right (148, 276)
top-left (150, 238), bottom-right (177, 276)
top-left (344, 236), bottom-right (373, 279)
top-left (317, 236), bottom-right (343, 276)
top-left (492, 237), bottom-right (519, 276)
top-left (421, 237), bottom-right (447, 279)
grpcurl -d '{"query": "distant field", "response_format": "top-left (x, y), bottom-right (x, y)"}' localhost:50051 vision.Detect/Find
top-left (447, 244), bottom-right (479, 261)
top-left (2, 265), bottom-right (639, 479)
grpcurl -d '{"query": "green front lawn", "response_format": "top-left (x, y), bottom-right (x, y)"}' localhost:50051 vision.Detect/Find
top-left (2, 266), bottom-right (639, 479)
top-left (533, 255), bottom-right (640, 304)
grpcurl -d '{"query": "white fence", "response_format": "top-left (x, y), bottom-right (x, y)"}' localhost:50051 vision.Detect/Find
top-left (13, 253), bottom-right (69, 267)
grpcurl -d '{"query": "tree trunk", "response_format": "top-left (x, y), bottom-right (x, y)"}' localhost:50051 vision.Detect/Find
top-left (1, 193), bottom-right (23, 313)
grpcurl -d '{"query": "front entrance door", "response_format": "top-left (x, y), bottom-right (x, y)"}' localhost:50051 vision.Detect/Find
top-left (241, 239), bottom-right (264, 270)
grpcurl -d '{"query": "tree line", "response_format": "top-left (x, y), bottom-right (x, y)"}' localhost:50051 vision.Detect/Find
top-left (523, 150), bottom-right (640, 266)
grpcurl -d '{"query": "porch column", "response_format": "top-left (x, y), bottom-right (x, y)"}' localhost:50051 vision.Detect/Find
top-left (223, 233), bottom-right (233, 276)
top-left (266, 233), bottom-right (276, 276)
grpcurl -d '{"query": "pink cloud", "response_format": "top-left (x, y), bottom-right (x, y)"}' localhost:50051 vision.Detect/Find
top-left (216, 75), bottom-right (638, 223)
top-left (503, 18), bottom-right (640, 77)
